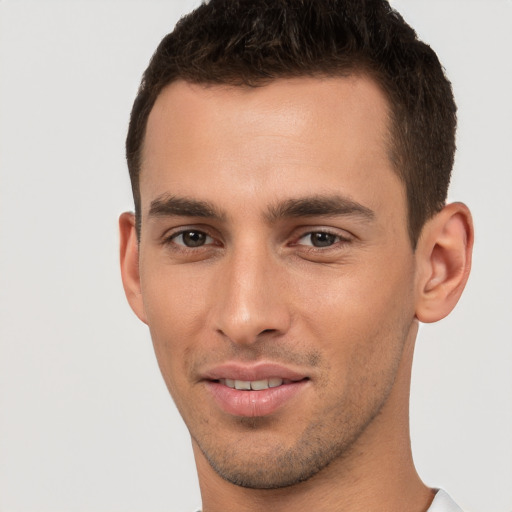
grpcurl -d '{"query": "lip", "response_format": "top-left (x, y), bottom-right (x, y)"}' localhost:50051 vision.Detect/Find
top-left (202, 362), bottom-right (308, 382)
top-left (202, 362), bottom-right (310, 418)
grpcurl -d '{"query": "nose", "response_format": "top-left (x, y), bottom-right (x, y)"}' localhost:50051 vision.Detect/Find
top-left (212, 245), bottom-right (291, 346)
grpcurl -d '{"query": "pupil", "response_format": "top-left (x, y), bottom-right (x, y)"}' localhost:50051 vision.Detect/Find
top-left (183, 231), bottom-right (206, 247)
top-left (312, 232), bottom-right (336, 247)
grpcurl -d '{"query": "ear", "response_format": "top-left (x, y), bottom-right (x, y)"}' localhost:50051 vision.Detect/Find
top-left (415, 202), bottom-right (474, 323)
top-left (119, 212), bottom-right (147, 324)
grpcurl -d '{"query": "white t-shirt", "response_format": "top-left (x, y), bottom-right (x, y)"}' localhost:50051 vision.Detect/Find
top-left (427, 489), bottom-right (464, 512)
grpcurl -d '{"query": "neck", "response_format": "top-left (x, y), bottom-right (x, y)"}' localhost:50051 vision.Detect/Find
top-left (194, 325), bottom-right (433, 512)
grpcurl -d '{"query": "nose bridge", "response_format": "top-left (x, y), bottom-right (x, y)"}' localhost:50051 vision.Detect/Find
top-left (213, 239), bottom-right (290, 344)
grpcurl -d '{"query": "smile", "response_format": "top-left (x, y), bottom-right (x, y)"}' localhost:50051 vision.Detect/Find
top-left (218, 377), bottom-right (288, 390)
top-left (201, 363), bottom-right (310, 417)
top-left (206, 378), bottom-right (309, 417)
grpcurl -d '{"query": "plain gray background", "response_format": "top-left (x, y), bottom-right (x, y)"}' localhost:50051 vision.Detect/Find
top-left (0, 1), bottom-right (511, 511)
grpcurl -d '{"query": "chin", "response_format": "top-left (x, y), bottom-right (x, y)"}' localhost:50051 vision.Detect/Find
top-left (192, 418), bottom-right (359, 490)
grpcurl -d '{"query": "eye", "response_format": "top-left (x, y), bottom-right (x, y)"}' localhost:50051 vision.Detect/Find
top-left (297, 231), bottom-right (344, 248)
top-left (170, 230), bottom-right (214, 248)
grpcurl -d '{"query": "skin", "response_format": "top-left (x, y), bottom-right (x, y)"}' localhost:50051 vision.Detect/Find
top-left (120, 76), bottom-right (473, 512)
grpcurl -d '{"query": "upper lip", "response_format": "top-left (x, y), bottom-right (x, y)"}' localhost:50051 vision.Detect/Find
top-left (201, 362), bottom-right (308, 382)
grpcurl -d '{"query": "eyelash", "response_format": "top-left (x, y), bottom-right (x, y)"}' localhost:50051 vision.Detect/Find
top-left (293, 230), bottom-right (351, 251)
top-left (162, 227), bottom-right (351, 254)
top-left (163, 228), bottom-right (218, 252)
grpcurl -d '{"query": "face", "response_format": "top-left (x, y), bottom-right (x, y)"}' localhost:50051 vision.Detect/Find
top-left (130, 77), bottom-right (419, 488)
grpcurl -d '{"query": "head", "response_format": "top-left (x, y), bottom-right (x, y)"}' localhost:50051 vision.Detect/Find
top-left (120, 0), bottom-right (472, 497)
top-left (126, 0), bottom-right (457, 247)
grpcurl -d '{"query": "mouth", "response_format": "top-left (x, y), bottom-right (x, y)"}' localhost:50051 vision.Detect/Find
top-left (202, 364), bottom-right (310, 417)
top-left (216, 377), bottom-right (305, 390)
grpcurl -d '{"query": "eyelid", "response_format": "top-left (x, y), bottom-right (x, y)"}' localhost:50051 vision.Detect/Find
top-left (293, 227), bottom-right (352, 243)
top-left (161, 225), bottom-right (221, 247)
top-left (171, 231), bottom-right (214, 247)
top-left (159, 224), bottom-right (352, 250)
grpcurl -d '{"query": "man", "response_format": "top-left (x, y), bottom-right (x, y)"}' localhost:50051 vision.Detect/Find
top-left (119, 0), bottom-right (473, 510)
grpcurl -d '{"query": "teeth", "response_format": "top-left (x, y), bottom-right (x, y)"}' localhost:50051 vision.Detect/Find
top-left (268, 377), bottom-right (283, 388)
top-left (220, 378), bottom-right (284, 390)
top-left (235, 380), bottom-right (251, 390)
top-left (250, 379), bottom-right (270, 391)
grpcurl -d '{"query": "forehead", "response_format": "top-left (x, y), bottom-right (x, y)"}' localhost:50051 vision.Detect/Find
top-left (140, 76), bottom-right (401, 220)
top-left (143, 76), bottom-right (392, 163)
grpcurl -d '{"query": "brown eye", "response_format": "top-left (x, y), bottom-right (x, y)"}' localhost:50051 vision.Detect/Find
top-left (310, 232), bottom-right (337, 247)
top-left (172, 230), bottom-right (212, 248)
top-left (298, 232), bottom-right (340, 248)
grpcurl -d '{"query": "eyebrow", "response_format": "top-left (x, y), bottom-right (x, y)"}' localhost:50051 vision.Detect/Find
top-left (148, 195), bottom-right (225, 221)
top-left (265, 195), bottom-right (375, 222)
top-left (148, 193), bottom-right (375, 223)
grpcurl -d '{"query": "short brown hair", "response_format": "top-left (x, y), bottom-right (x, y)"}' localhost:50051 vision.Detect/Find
top-left (126, 0), bottom-right (456, 247)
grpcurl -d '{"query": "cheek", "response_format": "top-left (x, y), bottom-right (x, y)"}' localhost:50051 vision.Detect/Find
top-left (294, 255), bottom-right (416, 369)
top-left (139, 268), bottom-right (207, 392)
top-left (141, 258), bottom-right (211, 338)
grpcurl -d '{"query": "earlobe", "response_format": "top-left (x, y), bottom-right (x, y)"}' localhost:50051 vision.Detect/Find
top-left (415, 202), bottom-right (474, 323)
top-left (119, 212), bottom-right (147, 324)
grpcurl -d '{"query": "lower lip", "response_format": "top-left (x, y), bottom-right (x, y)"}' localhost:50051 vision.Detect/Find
top-left (205, 380), bottom-right (308, 417)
